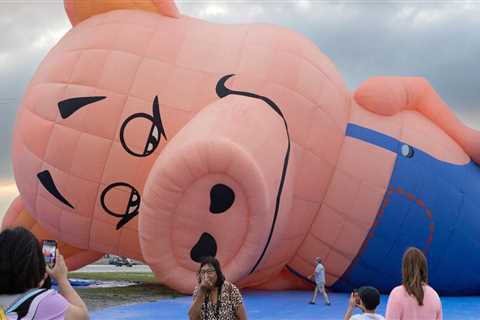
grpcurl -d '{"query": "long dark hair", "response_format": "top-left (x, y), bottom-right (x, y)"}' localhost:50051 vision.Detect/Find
top-left (198, 256), bottom-right (225, 288)
top-left (402, 247), bottom-right (428, 306)
top-left (0, 227), bottom-right (46, 294)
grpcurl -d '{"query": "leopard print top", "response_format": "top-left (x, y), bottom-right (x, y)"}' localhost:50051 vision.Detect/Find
top-left (192, 281), bottom-right (243, 320)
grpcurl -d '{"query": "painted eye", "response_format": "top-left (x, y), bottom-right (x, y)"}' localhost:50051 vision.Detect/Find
top-left (100, 182), bottom-right (141, 230)
top-left (209, 184), bottom-right (235, 214)
top-left (120, 96), bottom-right (167, 157)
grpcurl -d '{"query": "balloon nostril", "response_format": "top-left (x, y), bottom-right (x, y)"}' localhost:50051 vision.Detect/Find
top-left (209, 184), bottom-right (235, 214)
top-left (190, 232), bottom-right (218, 263)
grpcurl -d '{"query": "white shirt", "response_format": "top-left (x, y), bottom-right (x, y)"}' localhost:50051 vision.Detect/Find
top-left (314, 263), bottom-right (326, 284)
top-left (351, 313), bottom-right (386, 320)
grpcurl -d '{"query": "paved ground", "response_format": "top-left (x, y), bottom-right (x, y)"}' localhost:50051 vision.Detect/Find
top-left (72, 264), bottom-right (152, 273)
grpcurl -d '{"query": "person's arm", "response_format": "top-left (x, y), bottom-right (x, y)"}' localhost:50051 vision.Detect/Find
top-left (47, 251), bottom-right (89, 320)
top-left (385, 288), bottom-right (402, 320)
top-left (435, 289), bottom-right (443, 320)
top-left (343, 293), bottom-right (356, 320)
top-left (188, 288), bottom-right (205, 320)
top-left (236, 303), bottom-right (247, 320)
top-left (437, 308), bottom-right (442, 320)
top-left (230, 284), bottom-right (247, 320)
top-left (189, 275), bottom-right (212, 320)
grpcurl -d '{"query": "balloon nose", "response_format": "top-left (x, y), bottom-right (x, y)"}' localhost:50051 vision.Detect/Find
top-left (139, 95), bottom-right (295, 293)
top-left (190, 232), bottom-right (218, 262)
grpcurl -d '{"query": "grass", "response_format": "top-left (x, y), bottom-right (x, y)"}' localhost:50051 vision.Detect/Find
top-left (67, 272), bottom-right (184, 311)
top-left (69, 272), bottom-right (160, 283)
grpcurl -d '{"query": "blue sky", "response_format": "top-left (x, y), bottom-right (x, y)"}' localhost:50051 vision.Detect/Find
top-left (0, 1), bottom-right (479, 218)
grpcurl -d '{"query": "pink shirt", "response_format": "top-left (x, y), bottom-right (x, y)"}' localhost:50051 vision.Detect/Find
top-left (385, 285), bottom-right (442, 320)
top-left (4, 289), bottom-right (69, 320)
top-left (35, 290), bottom-right (69, 320)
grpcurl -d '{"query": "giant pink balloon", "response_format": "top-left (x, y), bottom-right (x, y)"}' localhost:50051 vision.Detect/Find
top-left (4, 0), bottom-right (480, 294)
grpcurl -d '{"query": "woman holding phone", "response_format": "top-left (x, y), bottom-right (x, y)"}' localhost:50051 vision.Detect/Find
top-left (0, 226), bottom-right (89, 320)
top-left (188, 256), bottom-right (247, 320)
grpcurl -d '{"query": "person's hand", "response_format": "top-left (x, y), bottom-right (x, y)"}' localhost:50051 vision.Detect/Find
top-left (46, 250), bottom-right (68, 284)
top-left (344, 292), bottom-right (358, 320)
top-left (199, 273), bottom-right (213, 292)
top-left (348, 292), bottom-right (358, 309)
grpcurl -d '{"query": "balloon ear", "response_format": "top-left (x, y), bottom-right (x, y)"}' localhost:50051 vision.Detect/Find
top-left (64, 0), bottom-right (180, 26)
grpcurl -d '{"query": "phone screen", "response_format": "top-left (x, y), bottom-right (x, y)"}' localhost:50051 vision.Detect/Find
top-left (42, 240), bottom-right (57, 268)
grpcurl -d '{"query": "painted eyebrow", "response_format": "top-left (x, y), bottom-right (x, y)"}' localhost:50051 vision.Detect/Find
top-left (37, 170), bottom-right (74, 209)
top-left (57, 96), bottom-right (106, 119)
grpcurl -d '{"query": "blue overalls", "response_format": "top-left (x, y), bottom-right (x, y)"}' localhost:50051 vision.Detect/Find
top-left (330, 123), bottom-right (480, 295)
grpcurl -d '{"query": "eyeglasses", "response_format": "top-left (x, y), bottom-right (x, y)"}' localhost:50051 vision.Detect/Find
top-left (199, 269), bottom-right (216, 275)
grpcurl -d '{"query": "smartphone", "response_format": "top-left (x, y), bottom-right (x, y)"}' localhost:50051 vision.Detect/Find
top-left (42, 240), bottom-right (57, 268)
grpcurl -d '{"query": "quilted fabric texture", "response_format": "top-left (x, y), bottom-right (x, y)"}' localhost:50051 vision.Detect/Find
top-left (4, 1), bottom-right (480, 294)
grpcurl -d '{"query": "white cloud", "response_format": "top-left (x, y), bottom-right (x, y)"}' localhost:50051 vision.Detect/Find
top-left (458, 108), bottom-right (480, 131)
top-left (0, 183), bottom-right (18, 197)
top-left (295, 0), bottom-right (311, 11)
top-left (198, 3), bottom-right (228, 18)
top-left (31, 27), bottom-right (67, 50)
top-left (395, 5), bottom-right (415, 22)
top-left (0, 182), bottom-right (19, 223)
top-left (0, 52), bottom-right (7, 65)
top-left (249, 5), bottom-right (264, 15)
top-left (393, 5), bottom-right (450, 26)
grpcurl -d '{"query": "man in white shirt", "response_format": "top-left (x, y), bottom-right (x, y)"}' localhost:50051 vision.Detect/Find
top-left (308, 257), bottom-right (331, 305)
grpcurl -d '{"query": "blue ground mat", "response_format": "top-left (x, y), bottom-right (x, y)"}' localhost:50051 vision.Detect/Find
top-left (91, 290), bottom-right (480, 319)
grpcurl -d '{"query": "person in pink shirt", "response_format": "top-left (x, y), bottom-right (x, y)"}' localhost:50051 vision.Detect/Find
top-left (0, 227), bottom-right (89, 320)
top-left (385, 247), bottom-right (442, 320)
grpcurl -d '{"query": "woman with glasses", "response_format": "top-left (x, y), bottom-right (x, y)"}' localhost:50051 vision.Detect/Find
top-left (188, 256), bottom-right (247, 320)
